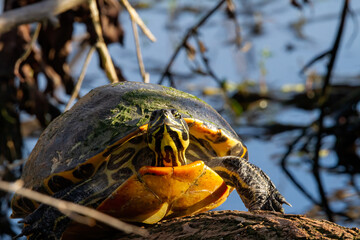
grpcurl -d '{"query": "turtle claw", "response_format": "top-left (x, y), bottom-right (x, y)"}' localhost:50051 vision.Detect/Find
top-left (285, 201), bottom-right (292, 207)
top-left (252, 186), bottom-right (292, 214)
top-left (273, 191), bottom-right (291, 211)
top-left (275, 190), bottom-right (292, 207)
top-left (249, 191), bottom-right (290, 213)
top-left (19, 203), bottom-right (69, 240)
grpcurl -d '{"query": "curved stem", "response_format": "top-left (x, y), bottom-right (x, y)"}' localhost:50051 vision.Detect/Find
top-left (313, 0), bottom-right (349, 222)
top-left (158, 0), bottom-right (226, 85)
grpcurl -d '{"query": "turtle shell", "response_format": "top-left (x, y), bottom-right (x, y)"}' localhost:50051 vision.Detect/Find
top-left (22, 82), bottom-right (239, 191)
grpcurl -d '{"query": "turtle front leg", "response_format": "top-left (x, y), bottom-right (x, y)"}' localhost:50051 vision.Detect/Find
top-left (18, 205), bottom-right (70, 240)
top-left (207, 156), bottom-right (291, 213)
top-left (18, 176), bottom-right (114, 240)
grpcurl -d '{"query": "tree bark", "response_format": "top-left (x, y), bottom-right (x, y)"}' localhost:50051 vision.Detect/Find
top-left (115, 210), bottom-right (359, 240)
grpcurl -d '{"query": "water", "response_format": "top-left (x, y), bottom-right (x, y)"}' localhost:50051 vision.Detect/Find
top-left (19, 0), bottom-right (360, 229)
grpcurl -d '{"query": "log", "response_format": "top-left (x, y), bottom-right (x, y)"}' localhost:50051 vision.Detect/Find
top-left (114, 210), bottom-right (359, 240)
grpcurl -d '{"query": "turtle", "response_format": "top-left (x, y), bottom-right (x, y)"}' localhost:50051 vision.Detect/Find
top-left (11, 82), bottom-right (290, 239)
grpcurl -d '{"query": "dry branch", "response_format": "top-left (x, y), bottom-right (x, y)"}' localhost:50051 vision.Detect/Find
top-left (280, 0), bottom-right (352, 224)
top-left (65, 46), bottom-right (96, 111)
top-left (312, 0), bottom-right (349, 222)
top-left (0, 180), bottom-right (148, 237)
top-left (14, 23), bottom-right (41, 79)
top-left (158, 0), bottom-right (226, 85)
top-left (89, 0), bottom-right (119, 83)
top-left (131, 20), bottom-right (149, 83)
top-left (121, 0), bottom-right (156, 42)
top-left (0, 0), bottom-right (88, 34)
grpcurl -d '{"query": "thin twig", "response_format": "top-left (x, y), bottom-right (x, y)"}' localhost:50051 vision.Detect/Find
top-left (0, 0), bottom-right (88, 34)
top-left (131, 19), bottom-right (149, 83)
top-left (0, 180), bottom-right (149, 237)
top-left (194, 34), bottom-right (222, 84)
top-left (299, 50), bottom-right (331, 75)
top-left (65, 46), bottom-right (96, 111)
top-left (14, 23), bottom-right (42, 80)
top-left (345, 4), bottom-right (358, 47)
top-left (226, 0), bottom-right (242, 47)
top-left (69, 36), bottom-right (92, 67)
top-left (158, 0), bottom-right (227, 85)
top-left (280, 129), bottom-right (320, 205)
top-left (313, 0), bottom-right (349, 222)
top-left (121, 0), bottom-right (156, 42)
top-left (89, 0), bottom-right (119, 83)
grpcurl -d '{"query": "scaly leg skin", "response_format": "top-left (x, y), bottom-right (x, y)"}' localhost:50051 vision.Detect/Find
top-left (17, 176), bottom-right (118, 240)
top-left (17, 185), bottom-right (75, 240)
top-left (19, 206), bottom-right (70, 240)
top-left (207, 156), bottom-right (291, 213)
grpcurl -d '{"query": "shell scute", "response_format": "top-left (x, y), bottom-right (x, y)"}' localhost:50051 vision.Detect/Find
top-left (21, 82), bottom-right (239, 191)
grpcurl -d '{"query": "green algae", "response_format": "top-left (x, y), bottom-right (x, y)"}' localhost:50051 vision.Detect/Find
top-left (160, 85), bottom-right (206, 104)
top-left (82, 86), bottom-right (216, 152)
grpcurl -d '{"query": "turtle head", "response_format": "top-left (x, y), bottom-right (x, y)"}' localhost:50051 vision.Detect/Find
top-left (147, 109), bottom-right (190, 167)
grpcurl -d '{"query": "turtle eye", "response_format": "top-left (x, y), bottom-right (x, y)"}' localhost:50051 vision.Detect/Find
top-left (172, 110), bottom-right (181, 119)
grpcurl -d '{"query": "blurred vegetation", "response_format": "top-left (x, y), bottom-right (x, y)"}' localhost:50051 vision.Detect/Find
top-left (0, 0), bottom-right (359, 238)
